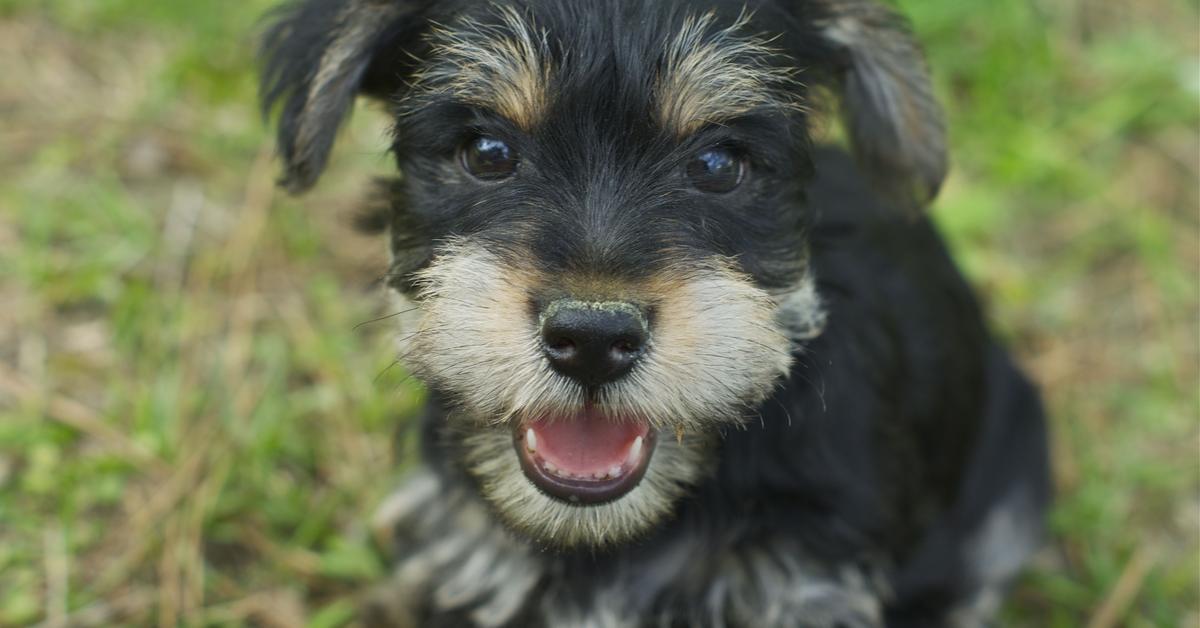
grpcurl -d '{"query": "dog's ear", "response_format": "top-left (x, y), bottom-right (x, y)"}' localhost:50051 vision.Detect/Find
top-left (259, 0), bottom-right (430, 193)
top-left (807, 0), bottom-right (947, 207)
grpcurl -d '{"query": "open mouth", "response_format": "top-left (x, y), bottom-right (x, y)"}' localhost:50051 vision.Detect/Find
top-left (514, 408), bottom-right (657, 504)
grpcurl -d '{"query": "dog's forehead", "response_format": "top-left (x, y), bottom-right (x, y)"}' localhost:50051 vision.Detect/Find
top-left (412, 2), bottom-right (797, 136)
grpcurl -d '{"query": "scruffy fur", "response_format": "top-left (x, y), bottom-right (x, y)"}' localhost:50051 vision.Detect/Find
top-left (259, 1), bottom-right (1052, 626)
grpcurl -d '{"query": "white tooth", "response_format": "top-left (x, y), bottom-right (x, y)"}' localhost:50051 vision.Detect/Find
top-left (608, 465), bottom-right (622, 478)
top-left (544, 462), bottom-right (557, 475)
top-left (593, 471), bottom-right (605, 480)
top-left (525, 428), bottom-right (537, 452)
top-left (627, 436), bottom-right (643, 465)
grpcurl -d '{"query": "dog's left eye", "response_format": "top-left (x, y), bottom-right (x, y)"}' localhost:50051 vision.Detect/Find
top-left (460, 136), bottom-right (519, 181)
top-left (686, 147), bottom-right (745, 193)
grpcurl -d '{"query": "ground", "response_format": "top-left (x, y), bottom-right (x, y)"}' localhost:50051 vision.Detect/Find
top-left (0, 0), bottom-right (1196, 626)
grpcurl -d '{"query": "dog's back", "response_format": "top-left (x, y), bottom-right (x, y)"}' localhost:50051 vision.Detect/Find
top-left (802, 148), bottom-right (1052, 625)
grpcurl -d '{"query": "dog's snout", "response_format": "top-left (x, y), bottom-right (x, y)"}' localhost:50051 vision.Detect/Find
top-left (540, 300), bottom-right (647, 386)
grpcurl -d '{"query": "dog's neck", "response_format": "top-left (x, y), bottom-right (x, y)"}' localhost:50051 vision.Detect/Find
top-left (367, 467), bottom-right (885, 628)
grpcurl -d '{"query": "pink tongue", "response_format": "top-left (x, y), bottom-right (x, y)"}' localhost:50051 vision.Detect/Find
top-left (531, 415), bottom-right (646, 476)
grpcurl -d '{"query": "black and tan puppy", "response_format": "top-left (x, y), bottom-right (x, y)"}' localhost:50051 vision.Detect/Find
top-left (259, 1), bottom-right (1051, 626)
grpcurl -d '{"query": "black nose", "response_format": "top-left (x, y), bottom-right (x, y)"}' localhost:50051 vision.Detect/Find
top-left (540, 300), bottom-right (648, 386)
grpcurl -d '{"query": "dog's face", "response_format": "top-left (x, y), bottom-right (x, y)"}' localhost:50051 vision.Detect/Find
top-left (261, 0), bottom-right (945, 548)
top-left (390, 4), bottom-right (816, 547)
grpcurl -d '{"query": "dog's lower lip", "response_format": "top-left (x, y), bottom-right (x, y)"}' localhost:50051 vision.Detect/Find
top-left (514, 413), bottom-right (656, 505)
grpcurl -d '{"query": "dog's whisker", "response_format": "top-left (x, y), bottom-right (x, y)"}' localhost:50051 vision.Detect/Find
top-left (374, 359), bottom-right (403, 383)
top-left (353, 306), bottom-right (422, 330)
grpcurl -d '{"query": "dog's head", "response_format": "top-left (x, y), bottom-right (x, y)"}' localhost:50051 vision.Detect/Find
top-left (261, 0), bottom-right (944, 548)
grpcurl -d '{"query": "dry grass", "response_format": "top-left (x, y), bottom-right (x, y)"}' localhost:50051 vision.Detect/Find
top-left (0, 1), bottom-right (1196, 626)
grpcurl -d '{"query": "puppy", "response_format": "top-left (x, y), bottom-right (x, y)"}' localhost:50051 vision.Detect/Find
top-left (259, 1), bottom-right (1052, 626)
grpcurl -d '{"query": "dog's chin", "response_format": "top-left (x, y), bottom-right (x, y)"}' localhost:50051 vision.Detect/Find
top-left (513, 409), bottom-right (657, 505)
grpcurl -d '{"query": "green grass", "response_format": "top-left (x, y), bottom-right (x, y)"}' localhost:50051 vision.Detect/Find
top-left (0, 1), bottom-right (1196, 626)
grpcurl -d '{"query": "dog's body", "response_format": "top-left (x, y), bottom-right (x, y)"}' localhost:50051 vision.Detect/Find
top-left (259, 2), bottom-right (1051, 626)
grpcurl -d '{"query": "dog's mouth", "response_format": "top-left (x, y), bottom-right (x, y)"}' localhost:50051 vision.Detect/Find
top-left (513, 408), bottom-right (657, 505)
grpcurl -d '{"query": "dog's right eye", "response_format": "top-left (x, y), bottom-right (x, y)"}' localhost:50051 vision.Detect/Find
top-left (685, 147), bottom-right (745, 194)
top-left (460, 136), bottom-right (519, 181)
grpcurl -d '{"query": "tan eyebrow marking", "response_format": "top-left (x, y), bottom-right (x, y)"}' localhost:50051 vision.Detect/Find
top-left (410, 6), bottom-right (551, 130)
top-left (656, 11), bottom-right (801, 136)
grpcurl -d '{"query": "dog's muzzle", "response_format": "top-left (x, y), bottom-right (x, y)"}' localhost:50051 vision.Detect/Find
top-left (518, 299), bottom-right (657, 503)
top-left (399, 242), bottom-right (802, 544)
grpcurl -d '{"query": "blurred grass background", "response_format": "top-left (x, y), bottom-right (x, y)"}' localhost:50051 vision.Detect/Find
top-left (0, 0), bottom-right (1195, 626)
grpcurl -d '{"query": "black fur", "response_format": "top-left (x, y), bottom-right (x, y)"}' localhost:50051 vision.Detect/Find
top-left (259, 1), bottom-right (1050, 626)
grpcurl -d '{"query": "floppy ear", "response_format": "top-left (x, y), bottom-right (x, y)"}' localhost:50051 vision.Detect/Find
top-left (811, 0), bottom-right (947, 207)
top-left (259, 0), bottom-right (428, 193)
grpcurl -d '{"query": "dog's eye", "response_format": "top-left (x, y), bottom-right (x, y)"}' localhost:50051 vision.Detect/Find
top-left (686, 147), bottom-right (744, 193)
top-left (460, 136), bottom-right (518, 181)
